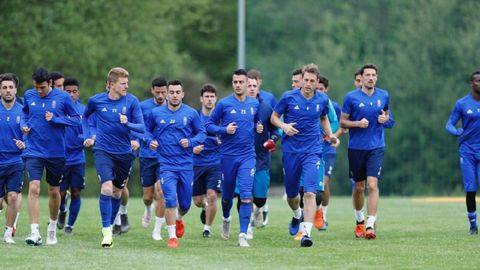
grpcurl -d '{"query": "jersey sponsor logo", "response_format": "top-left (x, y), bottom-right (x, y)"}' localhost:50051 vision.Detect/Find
top-left (294, 105), bottom-right (300, 110)
top-left (30, 102), bottom-right (36, 106)
top-left (101, 107), bottom-right (107, 112)
top-left (183, 116), bottom-right (187, 125)
top-left (230, 109), bottom-right (237, 114)
top-left (359, 103), bottom-right (365, 107)
top-left (467, 109), bottom-right (473, 114)
top-left (377, 99), bottom-right (381, 107)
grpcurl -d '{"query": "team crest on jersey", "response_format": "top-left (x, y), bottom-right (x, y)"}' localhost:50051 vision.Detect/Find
top-left (359, 103), bottom-right (365, 108)
top-left (316, 104), bottom-right (320, 112)
top-left (377, 99), bottom-right (381, 108)
top-left (467, 109), bottom-right (473, 114)
top-left (122, 106), bottom-right (127, 115)
top-left (306, 106), bottom-right (310, 111)
top-left (101, 107), bottom-right (107, 112)
top-left (183, 116), bottom-right (187, 126)
top-left (294, 105), bottom-right (300, 110)
top-left (230, 109), bottom-right (237, 114)
top-left (370, 102), bottom-right (373, 106)
top-left (52, 100), bottom-right (56, 109)
top-left (250, 107), bottom-right (254, 115)
top-left (16, 116), bottom-right (20, 123)
top-left (42, 103), bottom-right (45, 108)
top-left (30, 102), bottom-right (36, 106)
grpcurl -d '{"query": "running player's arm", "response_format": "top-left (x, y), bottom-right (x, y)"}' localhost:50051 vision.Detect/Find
top-left (21, 95), bottom-right (31, 133)
top-left (82, 98), bottom-right (95, 140)
top-left (332, 103), bottom-right (344, 138)
top-left (340, 94), bottom-right (367, 129)
top-left (189, 111), bottom-right (207, 148)
top-left (446, 101), bottom-right (463, 136)
top-left (383, 110), bottom-right (395, 129)
top-left (205, 102), bottom-right (228, 135)
top-left (320, 100), bottom-right (339, 146)
top-left (123, 97), bottom-right (145, 134)
top-left (49, 96), bottom-right (81, 126)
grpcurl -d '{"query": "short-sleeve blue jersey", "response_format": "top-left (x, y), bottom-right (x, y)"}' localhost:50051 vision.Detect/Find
top-left (0, 101), bottom-right (24, 165)
top-left (274, 89), bottom-right (329, 154)
top-left (206, 94), bottom-right (259, 158)
top-left (342, 88), bottom-right (390, 150)
top-left (131, 98), bottom-right (164, 158)
top-left (65, 100), bottom-right (86, 165)
top-left (323, 101), bottom-right (341, 155)
top-left (83, 91), bottom-right (145, 155)
top-left (193, 110), bottom-right (221, 166)
top-left (260, 89), bottom-right (276, 109)
top-left (22, 88), bottom-right (81, 158)
top-left (147, 103), bottom-right (206, 170)
top-left (446, 94), bottom-right (480, 153)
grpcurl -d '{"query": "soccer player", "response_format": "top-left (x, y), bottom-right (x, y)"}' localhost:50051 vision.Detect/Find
top-left (341, 63), bottom-right (390, 240)
top-left (23, 68), bottom-right (81, 245)
top-left (55, 77), bottom-right (87, 236)
top-left (192, 83), bottom-right (222, 238)
top-left (271, 63), bottom-right (338, 247)
top-left (83, 67), bottom-right (145, 248)
top-left (147, 80), bottom-right (206, 248)
top-left (0, 74), bottom-right (26, 244)
top-left (50, 71), bottom-right (65, 90)
top-left (131, 77), bottom-right (167, 240)
top-left (291, 69), bottom-right (303, 89)
top-left (246, 76), bottom-right (279, 229)
top-left (446, 70), bottom-right (480, 235)
top-left (206, 69), bottom-right (262, 247)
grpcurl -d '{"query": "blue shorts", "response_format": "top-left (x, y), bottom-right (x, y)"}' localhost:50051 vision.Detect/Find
top-left (324, 153), bottom-right (336, 177)
top-left (283, 152), bottom-right (322, 198)
top-left (0, 163), bottom-right (24, 197)
top-left (139, 158), bottom-right (160, 188)
top-left (299, 157), bottom-right (325, 192)
top-left (60, 163), bottom-right (86, 191)
top-left (348, 148), bottom-right (384, 182)
top-left (460, 151), bottom-right (480, 192)
top-left (159, 170), bottom-right (193, 211)
top-left (93, 150), bottom-right (134, 189)
top-left (193, 165), bottom-right (222, 196)
top-left (221, 155), bottom-right (255, 201)
top-left (25, 157), bottom-right (65, 186)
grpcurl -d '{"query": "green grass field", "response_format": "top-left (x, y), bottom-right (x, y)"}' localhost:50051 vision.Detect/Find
top-left (0, 196), bottom-right (476, 270)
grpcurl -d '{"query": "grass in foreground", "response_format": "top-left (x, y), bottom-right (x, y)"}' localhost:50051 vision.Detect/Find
top-left (0, 196), bottom-right (476, 270)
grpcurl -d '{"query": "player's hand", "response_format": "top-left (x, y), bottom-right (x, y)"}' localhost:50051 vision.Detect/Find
top-left (357, 118), bottom-right (369, 128)
top-left (456, 128), bottom-right (464, 136)
top-left (343, 128), bottom-right (349, 134)
top-left (226, 122), bottom-right (238, 134)
top-left (45, 111), bottom-right (54, 122)
top-left (193, 145), bottom-right (204, 154)
top-left (263, 139), bottom-right (276, 153)
top-left (119, 113), bottom-right (128, 124)
top-left (327, 136), bottom-right (340, 148)
top-left (282, 122), bottom-right (299, 136)
top-left (377, 110), bottom-right (389, 124)
top-left (256, 121), bottom-right (264, 134)
top-left (84, 138), bottom-right (95, 148)
top-left (13, 139), bottom-right (25, 150)
top-left (22, 126), bottom-right (31, 134)
top-left (150, 140), bottom-right (159, 150)
top-left (131, 140), bottom-right (140, 151)
top-left (180, 138), bottom-right (190, 148)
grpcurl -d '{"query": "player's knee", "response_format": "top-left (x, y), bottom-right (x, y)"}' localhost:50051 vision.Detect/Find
top-left (303, 191), bottom-right (316, 199)
top-left (29, 182), bottom-right (41, 196)
top-left (47, 185), bottom-right (60, 196)
top-left (100, 182), bottom-right (113, 195)
top-left (366, 181), bottom-right (378, 192)
top-left (7, 192), bottom-right (18, 204)
top-left (193, 196), bottom-right (204, 207)
top-left (71, 188), bottom-right (81, 199)
top-left (353, 182), bottom-right (365, 192)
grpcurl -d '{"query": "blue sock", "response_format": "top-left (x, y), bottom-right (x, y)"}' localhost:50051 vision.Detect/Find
top-left (60, 195), bottom-right (67, 212)
top-left (99, 194), bottom-right (112, 228)
top-left (239, 202), bottom-right (252, 234)
top-left (67, 197), bottom-right (81, 227)
top-left (222, 199), bottom-right (233, 219)
top-left (468, 211), bottom-right (477, 228)
top-left (110, 197), bottom-right (122, 225)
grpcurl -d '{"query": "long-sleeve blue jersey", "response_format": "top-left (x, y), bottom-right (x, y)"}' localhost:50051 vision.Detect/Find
top-left (193, 110), bottom-right (221, 166)
top-left (0, 101), bottom-right (24, 165)
top-left (83, 91), bottom-right (145, 155)
top-left (446, 94), bottom-right (480, 153)
top-left (130, 98), bottom-right (164, 158)
top-left (147, 103), bottom-right (206, 170)
top-left (255, 96), bottom-right (279, 170)
top-left (22, 88), bottom-right (81, 158)
top-left (65, 100), bottom-right (86, 165)
top-left (206, 94), bottom-right (259, 158)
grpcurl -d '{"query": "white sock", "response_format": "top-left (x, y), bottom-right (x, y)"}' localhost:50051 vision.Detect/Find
top-left (120, 204), bottom-right (128, 215)
top-left (48, 219), bottom-right (57, 231)
top-left (204, 201), bottom-right (208, 209)
top-left (31, 223), bottom-right (39, 235)
top-left (293, 207), bottom-right (302, 219)
top-left (203, 225), bottom-right (211, 232)
top-left (303, 222), bottom-right (313, 237)
top-left (223, 216), bottom-right (231, 222)
top-left (154, 216), bottom-right (165, 231)
top-left (176, 211), bottom-right (183, 221)
top-left (322, 205), bottom-right (328, 221)
top-left (366, 215), bottom-right (376, 228)
top-left (5, 226), bottom-right (13, 236)
top-left (263, 203), bottom-right (268, 212)
top-left (354, 209), bottom-right (364, 223)
top-left (167, 225), bottom-right (177, 239)
top-left (114, 213), bottom-right (121, 225)
top-left (14, 213), bottom-right (20, 227)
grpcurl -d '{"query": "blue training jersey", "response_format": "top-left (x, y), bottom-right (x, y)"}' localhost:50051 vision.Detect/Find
top-left (323, 101), bottom-right (341, 155)
top-left (342, 87), bottom-right (390, 150)
top-left (260, 89), bottom-right (276, 109)
top-left (147, 103), bottom-right (206, 170)
top-left (274, 89), bottom-right (329, 154)
top-left (131, 98), bottom-right (165, 159)
top-left (446, 94), bottom-right (480, 153)
top-left (22, 88), bottom-right (81, 158)
top-left (65, 100), bottom-right (86, 165)
top-left (206, 94), bottom-right (259, 158)
top-left (255, 95), bottom-right (278, 170)
top-left (83, 91), bottom-right (145, 155)
top-left (0, 101), bottom-right (24, 165)
top-left (194, 110), bottom-right (221, 166)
